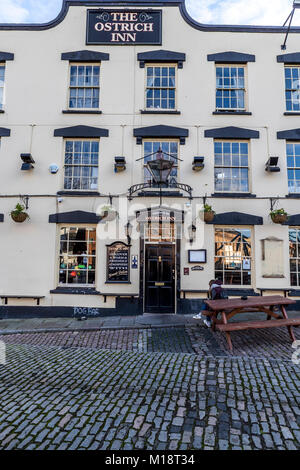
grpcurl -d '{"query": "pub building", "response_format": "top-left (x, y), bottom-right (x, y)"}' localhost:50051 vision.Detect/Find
top-left (1, 0), bottom-right (300, 318)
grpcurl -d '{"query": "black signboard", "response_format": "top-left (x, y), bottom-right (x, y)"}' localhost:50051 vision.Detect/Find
top-left (107, 242), bottom-right (130, 283)
top-left (86, 9), bottom-right (162, 45)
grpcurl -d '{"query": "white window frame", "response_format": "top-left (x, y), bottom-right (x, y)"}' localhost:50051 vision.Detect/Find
top-left (214, 226), bottom-right (253, 287)
top-left (0, 63), bottom-right (6, 111)
top-left (284, 65), bottom-right (300, 113)
top-left (68, 62), bottom-right (100, 110)
top-left (144, 63), bottom-right (177, 111)
top-left (214, 139), bottom-right (251, 194)
top-left (215, 64), bottom-right (247, 112)
top-left (57, 225), bottom-right (97, 287)
top-left (286, 141), bottom-right (300, 194)
top-left (289, 227), bottom-right (300, 287)
top-left (63, 138), bottom-right (100, 192)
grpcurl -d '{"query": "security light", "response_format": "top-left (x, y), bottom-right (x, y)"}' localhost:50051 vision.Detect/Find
top-left (114, 156), bottom-right (126, 173)
top-left (20, 153), bottom-right (35, 170)
top-left (265, 156), bottom-right (280, 173)
top-left (192, 156), bottom-right (205, 171)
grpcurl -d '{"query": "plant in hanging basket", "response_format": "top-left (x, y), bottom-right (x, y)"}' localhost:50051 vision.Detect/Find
top-left (270, 208), bottom-right (288, 224)
top-left (99, 205), bottom-right (118, 221)
top-left (10, 203), bottom-right (29, 223)
top-left (202, 204), bottom-right (215, 223)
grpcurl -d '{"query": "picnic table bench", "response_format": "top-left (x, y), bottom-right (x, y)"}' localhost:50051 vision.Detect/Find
top-left (204, 295), bottom-right (299, 351)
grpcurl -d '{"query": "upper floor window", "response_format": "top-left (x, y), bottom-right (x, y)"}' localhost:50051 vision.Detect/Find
top-left (216, 65), bottom-right (246, 111)
top-left (215, 227), bottom-right (252, 286)
top-left (287, 142), bottom-right (300, 194)
top-left (64, 139), bottom-right (99, 191)
top-left (0, 64), bottom-right (5, 110)
top-left (69, 63), bottom-right (100, 109)
top-left (143, 140), bottom-right (178, 187)
top-left (285, 66), bottom-right (300, 112)
top-left (214, 140), bottom-right (249, 193)
top-left (145, 65), bottom-right (176, 110)
top-left (59, 226), bottom-right (96, 285)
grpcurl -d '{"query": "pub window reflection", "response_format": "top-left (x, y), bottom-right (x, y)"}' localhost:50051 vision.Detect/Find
top-left (59, 226), bottom-right (96, 285)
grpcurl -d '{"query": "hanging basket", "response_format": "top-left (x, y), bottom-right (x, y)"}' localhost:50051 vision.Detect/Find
top-left (203, 211), bottom-right (215, 223)
top-left (100, 210), bottom-right (117, 221)
top-left (271, 213), bottom-right (288, 224)
top-left (11, 212), bottom-right (29, 223)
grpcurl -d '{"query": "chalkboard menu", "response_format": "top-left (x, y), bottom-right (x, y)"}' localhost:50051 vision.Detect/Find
top-left (107, 242), bottom-right (130, 282)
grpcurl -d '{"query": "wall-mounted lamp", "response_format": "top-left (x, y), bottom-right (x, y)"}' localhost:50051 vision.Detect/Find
top-left (20, 153), bottom-right (35, 171)
top-left (188, 224), bottom-right (197, 243)
top-left (114, 156), bottom-right (126, 173)
top-left (265, 157), bottom-right (280, 173)
top-left (125, 221), bottom-right (133, 245)
top-left (192, 156), bottom-right (205, 171)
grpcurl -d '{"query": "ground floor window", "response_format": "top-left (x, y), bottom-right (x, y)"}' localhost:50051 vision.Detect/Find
top-left (289, 227), bottom-right (300, 286)
top-left (59, 227), bottom-right (96, 285)
top-left (215, 227), bottom-right (252, 285)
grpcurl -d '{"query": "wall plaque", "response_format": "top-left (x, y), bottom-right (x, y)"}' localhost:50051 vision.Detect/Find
top-left (191, 266), bottom-right (204, 271)
top-left (86, 9), bottom-right (162, 45)
top-left (107, 242), bottom-right (130, 283)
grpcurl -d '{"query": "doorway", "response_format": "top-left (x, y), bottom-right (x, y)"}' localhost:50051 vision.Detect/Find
top-left (144, 244), bottom-right (176, 313)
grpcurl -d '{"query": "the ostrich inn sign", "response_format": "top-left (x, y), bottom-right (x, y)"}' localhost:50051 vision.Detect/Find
top-left (86, 10), bottom-right (162, 45)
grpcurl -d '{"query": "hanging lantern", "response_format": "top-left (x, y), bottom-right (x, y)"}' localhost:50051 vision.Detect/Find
top-left (146, 148), bottom-right (174, 185)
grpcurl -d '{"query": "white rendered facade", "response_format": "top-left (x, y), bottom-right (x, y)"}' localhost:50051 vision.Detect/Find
top-left (0, 0), bottom-right (300, 316)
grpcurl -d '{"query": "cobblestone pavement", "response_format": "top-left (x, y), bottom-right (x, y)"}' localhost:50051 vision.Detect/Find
top-left (3, 325), bottom-right (300, 359)
top-left (0, 327), bottom-right (299, 450)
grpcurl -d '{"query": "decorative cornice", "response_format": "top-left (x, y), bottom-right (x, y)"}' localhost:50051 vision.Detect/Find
top-left (207, 51), bottom-right (255, 63)
top-left (0, 127), bottom-right (10, 137)
top-left (206, 211), bottom-right (263, 225)
top-left (54, 125), bottom-right (109, 138)
top-left (277, 128), bottom-right (300, 140)
top-left (137, 49), bottom-right (186, 68)
top-left (133, 124), bottom-right (188, 144)
top-left (277, 52), bottom-right (300, 64)
top-left (61, 50), bottom-right (109, 61)
top-left (0, 52), bottom-right (14, 61)
top-left (49, 210), bottom-right (101, 224)
top-left (204, 126), bottom-right (259, 139)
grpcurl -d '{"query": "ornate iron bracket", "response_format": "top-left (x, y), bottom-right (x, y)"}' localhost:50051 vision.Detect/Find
top-left (128, 182), bottom-right (192, 200)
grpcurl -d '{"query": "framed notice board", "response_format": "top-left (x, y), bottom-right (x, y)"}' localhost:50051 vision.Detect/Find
top-left (107, 242), bottom-right (130, 283)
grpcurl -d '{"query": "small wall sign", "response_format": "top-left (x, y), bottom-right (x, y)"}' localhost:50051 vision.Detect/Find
top-left (184, 268), bottom-right (190, 276)
top-left (86, 9), bottom-right (162, 45)
top-left (131, 255), bottom-right (138, 269)
top-left (191, 266), bottom-right (204, 271)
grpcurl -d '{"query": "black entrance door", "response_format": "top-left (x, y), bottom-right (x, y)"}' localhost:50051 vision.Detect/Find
top-left (144, 244), bottom-right (175, 313)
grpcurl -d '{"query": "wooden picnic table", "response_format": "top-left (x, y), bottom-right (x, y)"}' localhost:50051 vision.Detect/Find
top-left (204, 295), bottom-right (299, 351)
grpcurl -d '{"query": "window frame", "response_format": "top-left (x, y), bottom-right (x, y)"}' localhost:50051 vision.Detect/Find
top-left (284, 65), bottom-right (300, 113)
top-left (144, 63), bottom-right (177, 111)
top-left (286, 141), bottom-right (300, 194)
top-left (142, 138), bottom-right (180, 188)
top-left (57, 225), bottom-right (97, 287)
top-left (215, 63), bottom-right (248, 112)
top-left (67, 62), bottom-right (101, 111)
top-left (214, 226), bottom-right (254, 288)
top-left (214, 139), bottom-right (251, 194)
top-left (62, 137), bottom-right (100, 192)
top-left (0, 62), bottom-right (6, 111)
